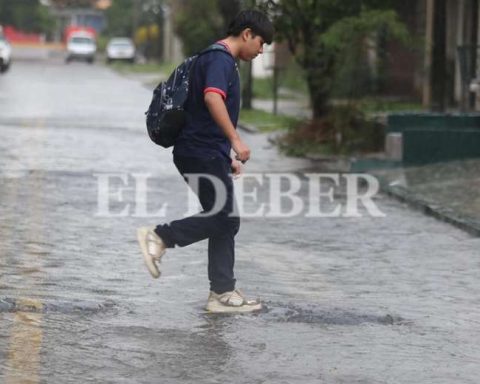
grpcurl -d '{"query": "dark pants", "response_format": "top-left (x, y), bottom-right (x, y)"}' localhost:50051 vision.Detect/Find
top-left (155, 155), bottom-right (239, 294)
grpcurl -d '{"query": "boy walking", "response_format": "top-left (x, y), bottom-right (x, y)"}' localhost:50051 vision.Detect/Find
top-left (137, 10), bottom-right (274, 313)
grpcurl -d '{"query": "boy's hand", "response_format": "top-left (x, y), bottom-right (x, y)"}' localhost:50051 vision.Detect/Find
top-left (231, 159), bottom-right (243, 178)
top-left (231, 138), bottom-right (250, 163)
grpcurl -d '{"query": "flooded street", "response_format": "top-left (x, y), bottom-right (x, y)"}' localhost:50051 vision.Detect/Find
top-left (1, 57), bottom-right (479, 383)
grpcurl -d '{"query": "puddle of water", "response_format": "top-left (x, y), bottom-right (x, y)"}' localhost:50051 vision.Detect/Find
top-left (262, 302), bottom-right (407, 326)
top-left (198, 301), bottom-right (408, 327)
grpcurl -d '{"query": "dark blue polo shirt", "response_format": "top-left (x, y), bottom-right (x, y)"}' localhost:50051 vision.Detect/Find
top-left (173, 44), bottom-right (240, 163)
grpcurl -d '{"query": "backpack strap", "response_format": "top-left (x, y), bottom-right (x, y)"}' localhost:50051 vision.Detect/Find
top-left (187, 43), bottom-right (232, 80)
top-left (202, 43), bottom-right (238, 86)
top-left (199, 42), bottom-right (231, 56)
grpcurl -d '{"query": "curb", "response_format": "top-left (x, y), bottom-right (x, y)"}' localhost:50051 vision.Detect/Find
top-left (237, 121), bottom-right (259, 133)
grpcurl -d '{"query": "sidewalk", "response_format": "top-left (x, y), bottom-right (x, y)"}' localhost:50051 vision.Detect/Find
top-left (252, 94), bottom-right (312, 119)
top-left (247, 95), bottom-right (480, 237)
top-left (372, 159), bottom-right (480, 236)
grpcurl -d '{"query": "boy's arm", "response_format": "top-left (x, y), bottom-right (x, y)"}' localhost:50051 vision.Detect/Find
top-left (204, 92), bottom-right (250, 162)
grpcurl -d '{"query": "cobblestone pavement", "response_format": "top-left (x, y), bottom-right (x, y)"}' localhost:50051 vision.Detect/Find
top-left (0, 58), bottom-right (479, 384)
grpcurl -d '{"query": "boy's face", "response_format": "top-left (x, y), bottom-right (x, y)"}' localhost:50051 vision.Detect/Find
top-left (239, 29), bottom-right (265, 61)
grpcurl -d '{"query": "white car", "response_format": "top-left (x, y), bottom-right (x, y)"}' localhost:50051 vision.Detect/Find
top-left (106, 38), bottom-right (136, 63)
top-left (66, 33), bottom-right (96, 63)
top-left (0, 34), bottom-right (12, 73)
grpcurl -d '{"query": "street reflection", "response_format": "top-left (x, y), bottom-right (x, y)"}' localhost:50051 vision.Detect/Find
top-left (5, 305), bottom-right (43, 384)
top-left (3, 119), bottom-right (47, 383)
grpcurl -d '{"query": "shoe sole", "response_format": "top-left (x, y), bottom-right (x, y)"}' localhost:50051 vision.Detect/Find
top-left (137, 227), bottom-right (160, 279)
top-left (205, 302), bottom-right (262, 314)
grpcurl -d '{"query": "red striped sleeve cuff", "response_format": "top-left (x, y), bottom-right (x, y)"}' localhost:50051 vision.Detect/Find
top-left (204, 87), bottom-right (227, 100)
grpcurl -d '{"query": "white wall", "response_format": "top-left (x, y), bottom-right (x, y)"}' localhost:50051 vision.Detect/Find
top-left (252, 42), bottom-right (275, 78)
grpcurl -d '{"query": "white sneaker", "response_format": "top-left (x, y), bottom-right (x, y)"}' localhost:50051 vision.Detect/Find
top-left (206, 289), bottom-right (262, 313)
top-left (136, 226), bottom-right (166, 278)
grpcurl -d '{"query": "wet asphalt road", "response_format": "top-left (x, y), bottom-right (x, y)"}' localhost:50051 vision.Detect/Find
top-left (0, 56), bottom-right (480, 384)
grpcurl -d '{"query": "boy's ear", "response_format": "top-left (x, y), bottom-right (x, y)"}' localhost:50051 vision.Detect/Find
top-left (241, 28), bottom-right (252, 41)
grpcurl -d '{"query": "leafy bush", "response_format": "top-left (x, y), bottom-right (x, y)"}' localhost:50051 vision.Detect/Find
top-left (279, 105), bottom-right (385, 156)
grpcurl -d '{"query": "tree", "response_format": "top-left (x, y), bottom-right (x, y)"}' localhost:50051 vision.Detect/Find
top-left (103, 0), bottom-right (164, 59)
top-left (259, 0), bottom-right (409, 119)
top-left (0, 0), bottom-right (55, 34)
top-left (104, 0), bottom-right (134, 37)
top-left (174, 0), bottom-right (242, 56)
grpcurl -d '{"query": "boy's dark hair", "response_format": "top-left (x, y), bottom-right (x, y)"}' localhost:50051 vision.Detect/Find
top-left (227, 9), bottom-right (274, 45)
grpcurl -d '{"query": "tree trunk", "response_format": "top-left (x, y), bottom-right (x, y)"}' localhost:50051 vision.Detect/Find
top-left (305, 60), bottom-right (333, 119)
top-left (242, 61), bottom-right (253, 110)
top-left (307, 77), bottom-right (330, 119)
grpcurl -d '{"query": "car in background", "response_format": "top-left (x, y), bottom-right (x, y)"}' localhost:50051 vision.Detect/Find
top-left (106, 38), bottom-right (136, 64)
top-left (0, 29), bottom-right (12, 73)
top-left (66, 32), bottom-right (96, 64)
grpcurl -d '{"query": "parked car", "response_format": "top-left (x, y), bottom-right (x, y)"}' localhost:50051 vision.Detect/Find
top-left (106, 38), bottom-right (136, 64)
top-left (0, 31), bottom-right (12, 73)
top-left (66, 32), bottom-right (96, 63)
